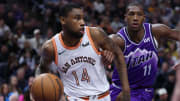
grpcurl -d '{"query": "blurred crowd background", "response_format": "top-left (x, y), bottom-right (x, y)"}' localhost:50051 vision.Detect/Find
top-left (0, 0), bottom-right (179, 101)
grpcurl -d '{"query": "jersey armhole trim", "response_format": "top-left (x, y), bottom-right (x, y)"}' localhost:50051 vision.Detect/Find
top-left (86, 27), bottom-right (101, 55)
top-left (117, 31), bottom-right (126, 53)
top-left (51, 38), bottom-right (58, 65)
top-left (149, 24), bottom-right (158, 52)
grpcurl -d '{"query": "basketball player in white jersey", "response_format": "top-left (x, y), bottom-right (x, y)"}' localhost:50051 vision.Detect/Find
top-left (35, 3), bottom-right (130, 101)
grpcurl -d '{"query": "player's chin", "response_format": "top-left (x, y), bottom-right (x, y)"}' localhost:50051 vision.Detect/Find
top-left (78, 29), bottom-right (84, 36)
top-left (74, 31), bottom-right (83, 38)
top-left (78, 32), bottom-right (84, 37)
top-left (131, 27), bottom-right (140, 31)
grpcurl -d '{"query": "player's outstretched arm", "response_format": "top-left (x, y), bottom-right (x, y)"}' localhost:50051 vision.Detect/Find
top-left (35, 40), bottom-right (54, 76)
top-left (152, 24), bottom-right (180, 41)
top-left (172, 63), bottom-right (180, 101)
top-left (90, 27), bottom-right (130, 101)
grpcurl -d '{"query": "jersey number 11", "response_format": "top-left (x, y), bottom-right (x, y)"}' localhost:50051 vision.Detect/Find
top-left (143, 64), bottom-right (151, 76)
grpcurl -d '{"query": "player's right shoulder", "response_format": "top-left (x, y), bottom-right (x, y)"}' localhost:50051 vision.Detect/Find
top-left (42, 40), bottom-right (53, 49)
top-left (41, 40), bottom-right (54, 56)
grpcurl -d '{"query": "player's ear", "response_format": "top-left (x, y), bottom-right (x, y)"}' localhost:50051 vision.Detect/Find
top-left (60, 16), bottom-right (65, 25)
top-left (142, 15), bottom-right (146, 22)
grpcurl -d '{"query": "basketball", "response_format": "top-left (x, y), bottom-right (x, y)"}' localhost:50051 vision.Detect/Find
top-left (30, 73), bottom-right (64, 101)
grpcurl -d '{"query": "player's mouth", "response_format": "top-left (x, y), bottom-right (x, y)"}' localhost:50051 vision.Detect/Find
top-left (132, 22), bottom-right (139, 28)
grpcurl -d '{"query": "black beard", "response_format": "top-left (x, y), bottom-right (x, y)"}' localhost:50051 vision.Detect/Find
top-left (69, 31), bottom-right (83, 39)
top-left (65, 26), bottom-right (83, 39)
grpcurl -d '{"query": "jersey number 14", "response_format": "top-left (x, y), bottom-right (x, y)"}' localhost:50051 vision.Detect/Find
top-left (72, 68), bottom-right (90, 85)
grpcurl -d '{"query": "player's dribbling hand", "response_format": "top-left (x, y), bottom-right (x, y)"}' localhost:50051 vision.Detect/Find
top-left (101, 50), bottom-right (114, 67)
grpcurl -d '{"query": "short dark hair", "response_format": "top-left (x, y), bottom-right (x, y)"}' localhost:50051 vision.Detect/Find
top-left (126, 1), bottom-right (143, 13)
top-left (59, 3), bottom-right (81, 17)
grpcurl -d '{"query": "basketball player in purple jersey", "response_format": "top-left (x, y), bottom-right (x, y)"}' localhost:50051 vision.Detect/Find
top-left (109, 2), bottom-right (180, 101)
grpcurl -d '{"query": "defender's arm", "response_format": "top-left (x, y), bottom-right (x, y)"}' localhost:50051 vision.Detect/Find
top-left (152, 24), bottom-right (180, 41)
top-left (91, 27), bottom-right (130, 101)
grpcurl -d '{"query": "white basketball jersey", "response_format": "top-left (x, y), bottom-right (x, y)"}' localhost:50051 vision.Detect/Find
top-left (51, 26), bottom-right (110, 97)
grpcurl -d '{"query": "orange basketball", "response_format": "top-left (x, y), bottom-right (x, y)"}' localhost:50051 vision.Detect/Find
top-left (30, 73), bottom-right (64, 101)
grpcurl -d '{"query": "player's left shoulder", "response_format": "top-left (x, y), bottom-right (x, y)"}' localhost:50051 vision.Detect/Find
top-left (88, 27), bottom-right (104, 39)
top-left (151, 24), bottom-right (171, 38)
top-left (88, 27), bottom-right (108, 47)
top-left (152, 24), bottom-right (170, 32)
top-left (88, 27), bottom-right (102, 35)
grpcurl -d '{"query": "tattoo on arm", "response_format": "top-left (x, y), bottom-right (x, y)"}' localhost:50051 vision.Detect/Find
top-left (35, 40), bottom-right (54, 76)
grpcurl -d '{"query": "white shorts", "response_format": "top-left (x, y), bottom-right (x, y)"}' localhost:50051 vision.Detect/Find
top-left (66, 91), bottom-right (110, 101)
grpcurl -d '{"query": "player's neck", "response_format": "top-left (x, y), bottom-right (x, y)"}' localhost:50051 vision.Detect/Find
top-left (61, 31), bottom-right (82, 47)
top-left (127, 27), bottom-right (145, 43)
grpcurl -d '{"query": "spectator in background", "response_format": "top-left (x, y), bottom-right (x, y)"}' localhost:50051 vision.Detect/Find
top-left (154, 62), bottom-right (170, 89)
top-left (157, 88), bottom-right (168, 101)
top-left (0, 17), bottom-right (11, 38)
top-left (0, 44), bottom-right (9, 62)
top-left (11, 3), bottom-right (24, 21)
top-left (111, 16), bottom-right (124, 33)
top-left (24, 76), bottom-right (34, 101)
top-left (160, 0), bottom-right (174, 27)
top-left (165, 51), bottom-right (175, 67)
top-left (4, 10), bottom-right (16, 31)
top-left (15, 27), bottom-right (26, 49)
top-left (0, 83), bottom-right (9, 101)
top-left (44, 0), bottom-right (60, 7)
top-left (99, 16), bottom-right (113, 34)
top-left (45, 27), bottom-right (54, 40)
top-left (16, 67), bottom-right (26, 92)
top-left (8, 75), bottom-right (21, 97)
top-left (163, 71), bottom-right (176, 100)
top-left (23, 76), bottom-right (34, 93)
top-left (93, 0), bottom-right (105, 14)
top-left (0, 53), bottom-right (18, 84)
top-left (10, 35), bottom-right (20, 54)
top-left (9, 93), bottom-right (18, 101)
top-left (28, 29), bottom-right (44, 54)
top-left (19, 41), bottom-right (37, 71)
top-left (171, 7), bottom-right (180, 27)
top-left (158, 48), bottom-right (166, 67)
top-left (0, 94), bottom-right (4, 101)
top-left (0, 3), bottom-right (5, 17)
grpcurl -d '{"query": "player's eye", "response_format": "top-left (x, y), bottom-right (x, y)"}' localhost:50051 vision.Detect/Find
top-left (128, 12), bottom-right (135, 16)
top-left (74, 15), bottom-right (81, 20)
top-left (137, 12), bottom-right (143, 16)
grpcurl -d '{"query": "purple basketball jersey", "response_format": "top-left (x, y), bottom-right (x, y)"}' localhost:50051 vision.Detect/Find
top-left (112, 23), bottom-right (158, 89)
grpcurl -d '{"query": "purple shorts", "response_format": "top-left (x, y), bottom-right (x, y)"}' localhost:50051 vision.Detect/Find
top-left (110, 84), bottom-right (154, 101)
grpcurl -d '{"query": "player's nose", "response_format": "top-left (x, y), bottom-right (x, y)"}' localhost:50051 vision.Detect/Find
top-left (133, 15), bottom-right (138, 21)
top-left (80, 19), bottom-right (85, 26)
